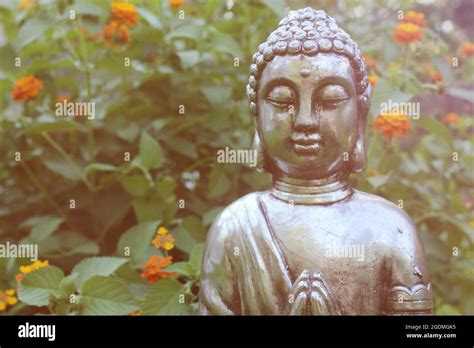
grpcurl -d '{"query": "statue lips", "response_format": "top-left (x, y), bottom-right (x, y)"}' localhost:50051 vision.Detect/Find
top-left (290, 132), bottom-right (322, 155)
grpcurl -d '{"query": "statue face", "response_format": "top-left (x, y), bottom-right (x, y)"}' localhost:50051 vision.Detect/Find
top-left (257, 53), bottom-right (360, 179)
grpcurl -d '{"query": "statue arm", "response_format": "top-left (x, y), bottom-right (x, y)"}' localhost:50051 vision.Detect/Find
top-left (199, 213), bottom-right (238, 315)
top-left (383, 222), bottom-right (433, 315)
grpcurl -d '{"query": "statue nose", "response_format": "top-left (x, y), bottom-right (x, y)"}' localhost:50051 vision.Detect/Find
top-left (293, 102), bottom-right (319, 132)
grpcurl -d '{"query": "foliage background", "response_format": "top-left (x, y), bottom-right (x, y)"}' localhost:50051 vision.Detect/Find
top-left (0, 0), bottom-right (473, 315)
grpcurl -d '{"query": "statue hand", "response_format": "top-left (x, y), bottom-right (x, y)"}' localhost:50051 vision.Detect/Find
top-left (286, 270), bottom-right (341, 315)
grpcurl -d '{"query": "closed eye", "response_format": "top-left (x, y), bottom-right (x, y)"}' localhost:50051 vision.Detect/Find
top-left (321, 97), bottom-right (349, 108)
top-left (268, 98), bottom-right (293, 108)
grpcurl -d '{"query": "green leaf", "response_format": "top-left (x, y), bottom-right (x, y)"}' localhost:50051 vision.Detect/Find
top-left (207, 166), bottom-right (231, 198)
top-left (166, 25), bottom-right (202, 41)
top-left (42, 156), bottom-right (83, 181)
top-left (190, 243), bottom-right (205, 277)
top-left (78, 276), bottom-right (139, 315)
top-left (203, 206), bottom-right (224, 226)
top-left (136, 7), bottom-right (161, 29)
top-left (142, 279), bottom-right (184, 315)
top-left (367, 172), bottom-right (392, 189)
top-left (59, 273), bottom-right (78, 297)
top-left (18, 266), bottom-right (64, 307)
top-left (28, 217), bottom-right (64, 243)
top-left (166, 138), bottom-right (197, 159)
top-left (212, 31), bottom-right (243, 58)
top-left (369, 78), bottom-right (412, 118)
top-left (18, 19), bottom-right (49, 49)
top-left (71, 257), bottom-right (129, 290)
top-left (177, 50), bottom-right (200, 69)
top-left (66, 3), bottom-right (108, 17)
top-left (139, 131), bottom-right (164, 169)
top-left (417, 117), bottom-right (453, 148)
top-left (261, 0), bottom-right (287, 17)
top-left (155, 176), bottom-right (177, 197)
top-left (84, 163), bottom-right (117, 176)
top-left (117, 122), bottom-right (140, 142)
top-left (132, 196), bottom-right (163, 223)
top-left (120, 175), bottom-right (152, 197)
top-left (164, 262), bottom-right (194, 277)
top-left (116, 221), bottom-right (161, 264)
top-left (201, 85), bottom-right (231, 106)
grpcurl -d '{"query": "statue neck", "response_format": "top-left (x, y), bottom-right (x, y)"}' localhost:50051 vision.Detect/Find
top-left (271, 173), bottom-right (353, 205)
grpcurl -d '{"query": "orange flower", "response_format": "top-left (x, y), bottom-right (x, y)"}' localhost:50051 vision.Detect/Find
top-left (169, 0), bottom-right (185, 10)
top-left (15, 260), bottom-right (49, 282)
top-left (141, 255), bottom-right (177, 284)
top-left (401, 11), bottom-right (427, 27)
top-left (443, 112), bottom-right (460, 125)
top-left (430, 71), bottom-right (442, 83)
top-left (0, 289), bottom-right (18, 312)
top-left (111, 2), bottom-right (138, 27)
top-left (393, 22), bottom-right (423, 44)
top-left (363, 54), bottom-right (377, 72)
top-left (460, 42), bottom-right (474, 57)
top-left (12, 75), bottom-right (43, 101)
top-left (19, 0), bottom-right (35, 10)
top-left (368, 75), bottom-right (378, 87)
top-left (372, 113), bottom-right (411, 140)
top-left (102, 21), bottom-right (131, 48)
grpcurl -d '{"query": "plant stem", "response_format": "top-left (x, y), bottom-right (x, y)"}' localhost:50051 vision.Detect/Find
top-left (41, 132), bottom-right (90, 189)
top-left (20, 161), bottom-right (74, 230)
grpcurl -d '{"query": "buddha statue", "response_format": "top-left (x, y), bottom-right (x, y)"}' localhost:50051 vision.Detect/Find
top-left (200, 7), bottom-right (432, 315)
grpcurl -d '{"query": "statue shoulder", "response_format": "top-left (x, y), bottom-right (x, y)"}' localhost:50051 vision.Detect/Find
top-left (205, 191), bottom-right (265, 250)
top-left (352, 189), bottom-right (416, 232)
top-left (352, 189), bottom-right (428, 264)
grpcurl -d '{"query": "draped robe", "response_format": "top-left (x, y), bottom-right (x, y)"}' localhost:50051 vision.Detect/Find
top-left (199, 191), bottom-right (433, 315)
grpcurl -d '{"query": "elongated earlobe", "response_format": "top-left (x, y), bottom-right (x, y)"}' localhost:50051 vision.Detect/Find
top-left (252, 131), bottom-right (267, 173)
top-left (351, 126), bottom-right (367, 173)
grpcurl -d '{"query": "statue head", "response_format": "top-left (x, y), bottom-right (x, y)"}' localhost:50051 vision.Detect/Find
top-left (247, 7), bottom-right (371, 180)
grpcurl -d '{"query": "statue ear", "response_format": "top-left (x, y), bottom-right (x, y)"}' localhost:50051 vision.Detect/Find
top-left (351, 124), bottom-right (367, 173)
top-left (252, 131), bottom-right (267, 173)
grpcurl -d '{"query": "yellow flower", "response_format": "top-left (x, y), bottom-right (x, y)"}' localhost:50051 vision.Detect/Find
top-left (393, 22), bottom-right (423, 44)
top-left (157, 226), bottom-right (168, 235)
top-left (372, 112), bottom-right (411, 140)
top-left (0, 289), bottom-right (18, 312)
top-left (152, 227), bottom-right (175, 251)
top-left (12, 75), bottom-right (43, 101)
top-left (16, 260), bottom-right (49, 282)
top-left (401, 11), bottom-right (427, 27)
top-left (19, 0), bottom-right (35, 10)
top-left (111, 2), bottom-right (138, 27)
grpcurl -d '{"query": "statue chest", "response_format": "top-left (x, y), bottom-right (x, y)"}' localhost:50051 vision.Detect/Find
top-left (260, 194), bottom-right (385, 313)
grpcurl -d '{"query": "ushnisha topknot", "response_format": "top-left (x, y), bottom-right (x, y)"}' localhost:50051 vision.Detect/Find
top-left (247, 7), bottom-right (371, 120)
